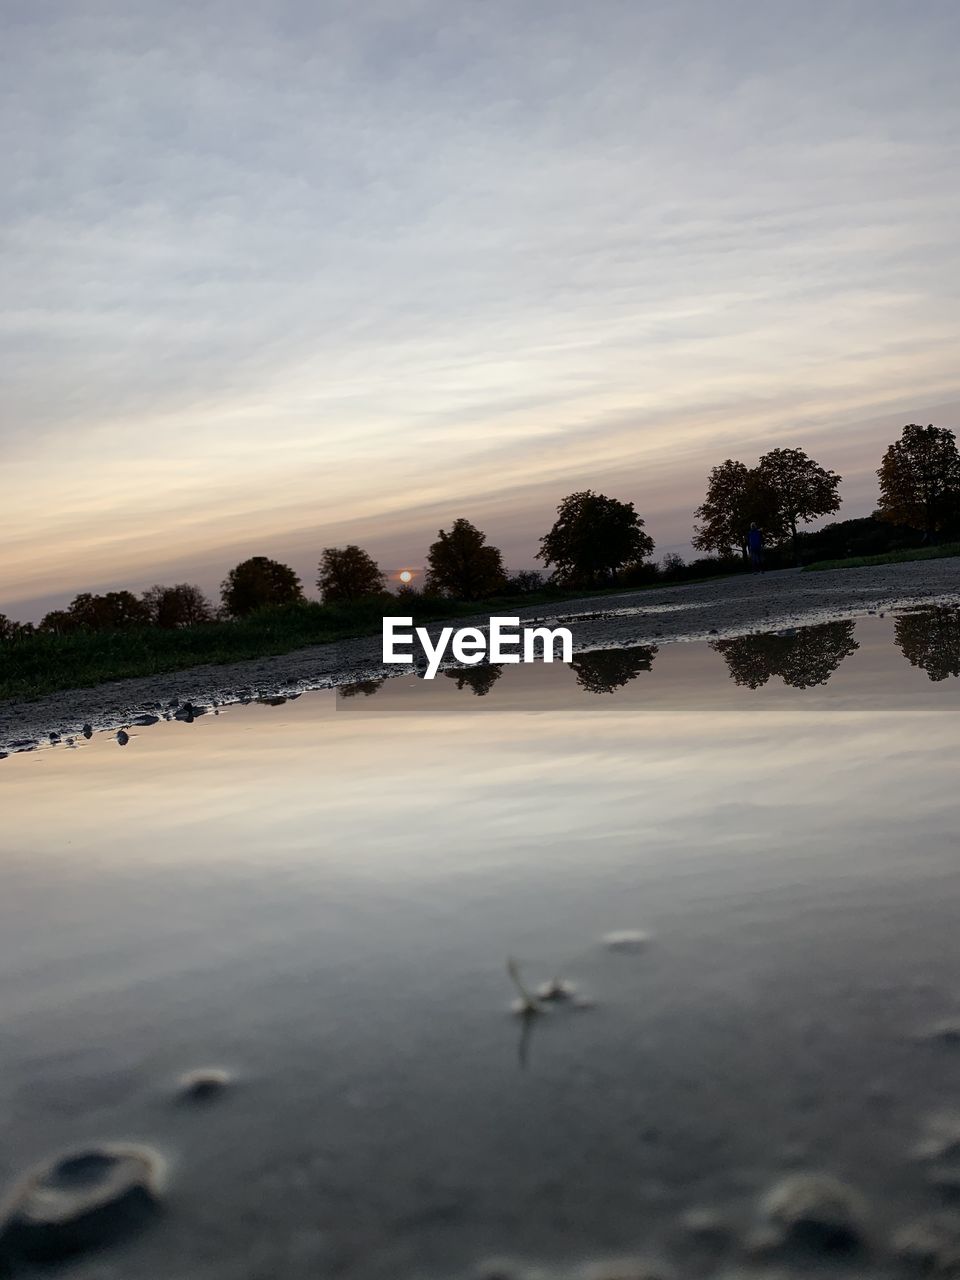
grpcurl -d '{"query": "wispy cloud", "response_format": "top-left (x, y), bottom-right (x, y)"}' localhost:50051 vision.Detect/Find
top-left (2, 0), bottom-right (959, 614)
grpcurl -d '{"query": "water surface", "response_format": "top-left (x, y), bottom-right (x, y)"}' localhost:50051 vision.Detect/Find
top-left (3, 611), bottom-right (960, 1278)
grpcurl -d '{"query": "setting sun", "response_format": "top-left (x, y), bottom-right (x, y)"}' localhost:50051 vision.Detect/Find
top-left (399, 570), bottom-right (413, 584)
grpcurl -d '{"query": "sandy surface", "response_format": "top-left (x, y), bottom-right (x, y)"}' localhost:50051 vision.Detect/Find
top-left (3, 558), bottom-right (960, 753)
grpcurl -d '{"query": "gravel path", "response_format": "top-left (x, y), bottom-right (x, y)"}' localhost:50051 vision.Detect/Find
top-left (3, 558), bottom-right (960, 753)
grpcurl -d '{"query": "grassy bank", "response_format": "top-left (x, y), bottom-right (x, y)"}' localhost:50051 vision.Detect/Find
top-left (802, 543), bottom-right (960, 573)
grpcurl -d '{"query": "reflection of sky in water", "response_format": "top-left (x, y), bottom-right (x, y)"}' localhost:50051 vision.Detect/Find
top-left (2, 614), bottom-right (960, 1278)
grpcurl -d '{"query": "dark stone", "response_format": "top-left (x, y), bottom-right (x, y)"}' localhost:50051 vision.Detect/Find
top-left (177, 1067), bottom-right (232, 1102)
top-left (0, 1144), bottom-right (163, 1265)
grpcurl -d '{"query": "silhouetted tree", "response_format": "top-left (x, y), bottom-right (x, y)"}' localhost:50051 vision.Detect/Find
top-left (57, 591), bottom-right (150, 631)
top-left (877, 424), bottom-right (960, 539)
top-left (425, 519), bottom-right (507, 600)
top-left (0, 614), bottom-right (16, 641)
top-left (38, 609), bottom-right (76, 634)
top-left (757, 448), bottom-right (842, 563)
top-left (220, 556), bottom-right (305, 617)
top-left (317, 545), bottom-right (385, 602)
top-left (895, 607), bottom-right (960, 681)
top-left (711, 620), bottom-right (858, 689)
top-left (569, 645), bottom-right (657, 694)
top-left (693, 460), bottom-right (784, 559)
top-left (503, 570), bottom-right (544, 596)
top-left (444, 663), bottom-right (503, 695)
top-left (141, 583), bottom-right (214, 628)
top-left (538, 491), bottom-right (654, 587)
top-left (339, 678), bottom-right (386, 697)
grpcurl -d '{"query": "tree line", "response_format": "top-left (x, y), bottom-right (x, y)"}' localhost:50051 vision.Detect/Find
top-left (1, 421), bottom-right (958, 641)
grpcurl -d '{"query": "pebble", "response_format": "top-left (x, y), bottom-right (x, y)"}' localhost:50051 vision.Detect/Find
top-left (921, 1019), bottom-right (960, 1046)
top-left (581, 1258), bottom-right (670, 1280)
top-left (177, 1067), bottom-right (232, 1102)
top-left (116, 730), bottom-right (129, 746)
top-left (759, 1172), bottom-right (868, 1251)
top-left (914, 1114), bottom-right (960, 1162)
top-left (602, 929), bottom-right (651, 953)
top-left (893, 1211), bottom-right (960, 1272)
top-left (81, 723), bottom-right (93, 739)
top-left (0, 1143), bottom-right (164, 1264)
top-left (681, 1206), bottom-right (731, 1240)
top-left (130, 714), bottom-right (159, 726)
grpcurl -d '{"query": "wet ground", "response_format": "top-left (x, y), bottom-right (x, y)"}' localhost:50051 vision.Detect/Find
top-left (2, 609), bottom-right (960, 1278)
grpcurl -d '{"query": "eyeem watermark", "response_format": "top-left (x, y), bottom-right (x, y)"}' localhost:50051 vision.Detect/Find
top-left (383, 616), bottom-right (573, 679)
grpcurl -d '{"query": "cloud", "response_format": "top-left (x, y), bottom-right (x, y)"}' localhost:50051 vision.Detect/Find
top-left (2, 0), bottom-right (959, 615)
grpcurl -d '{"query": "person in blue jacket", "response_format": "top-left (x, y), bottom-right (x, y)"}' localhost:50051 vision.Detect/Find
top-left (747, 523), bottom-right (764, 572)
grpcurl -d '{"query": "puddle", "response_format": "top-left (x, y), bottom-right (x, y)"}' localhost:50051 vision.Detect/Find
top-left (2, 611), bottom-right (960, 1278)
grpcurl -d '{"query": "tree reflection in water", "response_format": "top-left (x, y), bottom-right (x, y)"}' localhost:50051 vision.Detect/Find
top-left (444, 664), bottom-right (504, 696)
top-left (895, 607), bottom-right (960, 682)
top-left (338, 678), bottom-right (385, 698)
top-left (569, 645), bottom-right (658, 694)
top-left (711, 620), bottom-right (859, 689)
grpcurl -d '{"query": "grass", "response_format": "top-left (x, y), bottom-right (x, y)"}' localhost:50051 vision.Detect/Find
top-left (802, 543), bottom-right (960, 573)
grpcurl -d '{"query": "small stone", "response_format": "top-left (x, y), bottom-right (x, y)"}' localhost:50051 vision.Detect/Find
top-left (927, 1168), bottom-right (960, 1200)
top-left (130, 714), bottom-right (159, 727)
top-left (581, 1257), bottom-right (669, 1280)
top-left (48, 732), bottom-right (60, 743)
top-left (0, 1143), bottom-right (163, 1264)
top-left (922, 1019), bottom-right (960, 1046)
top-left (116, 730), bottom-right (129, 746)
top-left (893, 1212), bottom-right (960, 1272)
top-left (914, 1114), bottom-right (960, 1162)
top-left (81, 724), bottom-right (93, 739)
top-left (177, 1067), bottom-right (232, 1102)
top-left (682, 1206), bottom-right (730, 1240)
top-left (760, 1172), bottom-right (868, 1251)
top-left (602, 929), bottom-right (651, 953)
top-left (742, 1225), bottom-right (784, 1257)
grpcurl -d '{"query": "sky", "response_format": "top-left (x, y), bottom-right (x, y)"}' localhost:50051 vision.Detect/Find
top-left (2, 0), bottom-right (959, 620)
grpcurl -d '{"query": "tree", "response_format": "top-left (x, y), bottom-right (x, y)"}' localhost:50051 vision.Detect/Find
top-left (38, 609), bottom-right (77, 634)
top-left (424, 518), bottom-right (507, 600)
top-left (711, 621), bottom-right (858, 689)
top-left (220, 556), bottom-right (305, 617)
top-left (537, 491), bottom-right (654, 587)
top-left (0, 614), bottom-right (16, 641)
top-left (61, 591), bottom-right (150, 630)
top-left (692, 460), bottom-right (783, 559)
top-left (317, 545), bottom-right (385, 602)
top-left (570, 645), bottom-right (657, 694)
top-left (757, 447), bottom-right (842, 563)
top-left (895, 607), bottom-right (960, 681)
top-left (877, 424), bottom-right (960, 539)
top-left (141, 583), bottom-right (214, 628)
